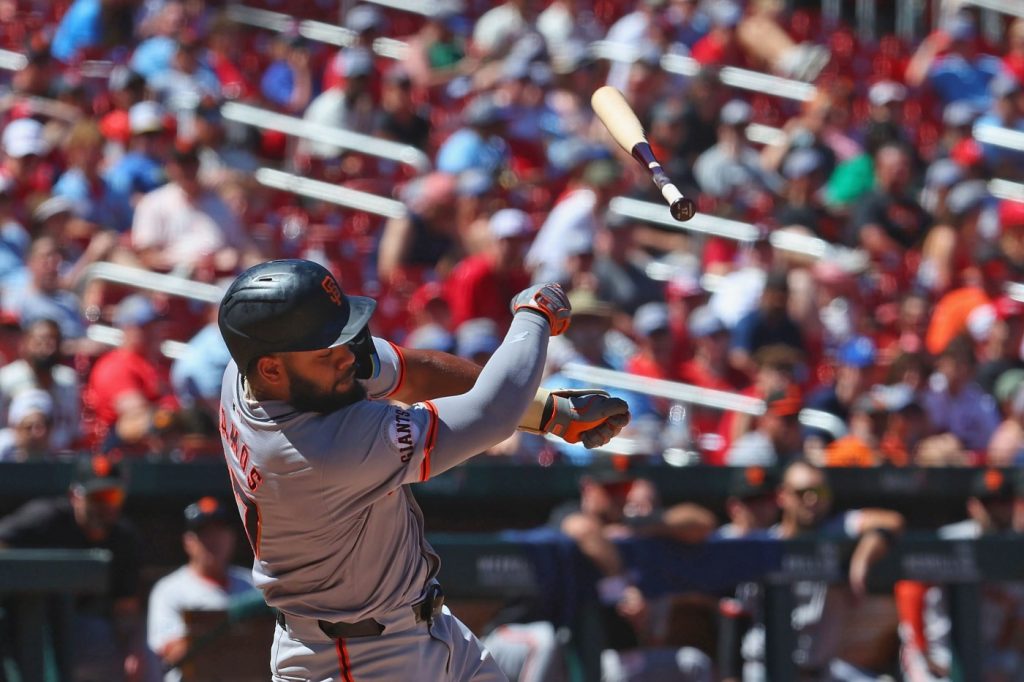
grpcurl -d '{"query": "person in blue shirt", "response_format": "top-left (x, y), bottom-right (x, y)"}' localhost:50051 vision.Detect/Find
top-left (53, 120), bottom-right (132, 232)
top-left (975, 73), bottom-right (1024, 176)
top-left (260, 35), bottom-right (315, 113)
top-left (104, 101), bottom-right (170, 222)
top-left (436, 95), bottom-right (511, 175)
top-left (906, 12), bottom-right (1007, 109)
top-left (51, 0), bottom-right (103, 63)
top-left (170, 310), bottom-right (232, 417)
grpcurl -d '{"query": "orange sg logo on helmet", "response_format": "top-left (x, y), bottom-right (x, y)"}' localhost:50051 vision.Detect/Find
top-left (321, 275), bottom-right (342, 306)
top-left (985, 469), bottom-right (1005, 492)
top-left (746, 466), bottom-right (766, 487)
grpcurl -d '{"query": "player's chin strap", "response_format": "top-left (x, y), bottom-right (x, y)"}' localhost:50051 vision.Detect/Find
top-left (519, 388), bottom-right (629, 445)
top-left (349, 325), bottom-right (380, 381)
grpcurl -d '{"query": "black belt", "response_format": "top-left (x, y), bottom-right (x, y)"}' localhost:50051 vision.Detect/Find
top-left (276, 583), bottom-right (445, 639)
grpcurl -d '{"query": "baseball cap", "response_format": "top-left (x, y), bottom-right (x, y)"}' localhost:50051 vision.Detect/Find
top-left (783, 148), bottom-right (825, 180)
top-left (113, 294), bottom-right (161, 328)
top-left (837, 336), bottom-right (876, 368)
top-left (551, 41), bottom-right (592, 74)
top-left (946, 180), bottom-right (989, 217)
top-left (32, 195), bottom-right (78, 223)
top-left (869, 383), bottom-right (919, 413)
top-left (581, 158), bottom-right (621, 188)
top-left (1000, 200), bottom-right (1024, 231)
top-left (405, 323), bottom-right (455, 352)
top-left (547, 137), bottom-right (607, 175)
top-left (728, 466), bottom-right (778, 499)
top-left (970, 468), bottom-right (1015, 500)
top-left (688, 305), bottom-right (725, 338)
top-left (455, 318), bottom-right (501, 358)
top-left (456, 169), bottom-right (494, 197)
top-left (184, 497), bottom-right (232, 530)
top-left (633, 302), bottom-right (670, 337)
top-left (8, 388), bottom-right (53, 425)
top-left (345, 5), bottom-right (384, 33)
top-left (720, 99), bottom-right (752, 127)
top-left (924, 158), bottom-right (965, 190)
top-left (995, 369), bottom-right (1024, 404)
top-left (2, 118), bottom-right (47, 158)
top-left (943, 101), bottom-right (978, 128)
top-left (868, 81), bottom-right (907, 107)
top-left (71, 454), bottom-right (125, 494)
top-left (464, 96), bottom-right (507, 127)
top-left (342, 48), bottom-right (374, 79)
top-left (990, 72), bottom-right (1022, 99)
top-left (708, 0), bottom-right (742, 28)
top-left (943, 13), bottom-right (976, 42)
top-left (567, 289), bottom-right (614, 319)
top-left (488, 208), bottom-right (532, 240)
top-left (129, 101), bottom-right (166, 135)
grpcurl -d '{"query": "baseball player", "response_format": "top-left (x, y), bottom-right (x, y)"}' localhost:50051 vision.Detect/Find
top-left (216, 259), bottom-right (630, 681)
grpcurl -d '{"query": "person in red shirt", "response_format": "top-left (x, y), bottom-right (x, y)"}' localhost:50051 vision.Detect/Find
top-left (83, 294), bottom-right (177, 452)
top-left (444, 208), bottom-right (532, 329)
top-left (691, 0), bottom-right (743, 66)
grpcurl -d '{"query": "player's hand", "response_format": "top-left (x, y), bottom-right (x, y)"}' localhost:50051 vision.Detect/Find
top-left (542, 389), bottom-right (630, 448)
top-left (510, 283), bottom-right (571, 335)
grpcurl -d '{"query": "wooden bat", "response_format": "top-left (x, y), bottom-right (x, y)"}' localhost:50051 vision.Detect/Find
top-left (591, 86), bottom-right (696, 222)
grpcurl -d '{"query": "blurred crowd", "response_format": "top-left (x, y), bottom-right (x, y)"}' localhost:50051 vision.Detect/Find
top-left (0, 0), bottom-right (1021, 472)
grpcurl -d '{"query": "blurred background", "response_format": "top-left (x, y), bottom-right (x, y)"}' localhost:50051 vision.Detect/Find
top-left (0, 0), bottom-right (1024, 680)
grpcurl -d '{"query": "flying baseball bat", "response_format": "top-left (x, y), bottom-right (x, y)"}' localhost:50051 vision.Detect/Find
top-left (591, 86), bottom-right (696, 222)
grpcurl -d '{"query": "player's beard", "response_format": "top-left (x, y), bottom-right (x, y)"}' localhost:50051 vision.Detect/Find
top-left (286, 370), bottom-right (367, 414)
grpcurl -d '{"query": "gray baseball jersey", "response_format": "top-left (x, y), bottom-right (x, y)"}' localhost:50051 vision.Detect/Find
top-left (218, 337), bottom-right (443, 622)
top-left (218, 314), bottom-right (550, 627)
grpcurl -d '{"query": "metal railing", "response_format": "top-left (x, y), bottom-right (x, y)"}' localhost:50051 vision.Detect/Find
top-left (225, 4), bottom-right (408, 58)
top-left (81, 262), bottom-right (224, 303)
top-left (973, 122), bottom-right (1024, 153)
top-left (220, 101), bottom-right (432, 174)
top-left (961, 0), bottom-right (1024, 18)
top-left (85, 324), bottom-right (190, 359)
top-left (0, 48), bottom-right (27, 71)
top-left (255, 167), bottom-right (408, 218)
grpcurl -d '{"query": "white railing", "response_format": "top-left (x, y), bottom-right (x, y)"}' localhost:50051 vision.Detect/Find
top-left (225, 4), bottom-right (408, 58)
top-left (220, 101), bottom-right (432, 174)
top-left (0, 48), bottom-right (27, 71)
top-left (974, 123), bottom-right (1024, 153)
top-left (81, 262), bottom-right (225, 303)
top-left (989, 178), bottom-right (1024, 203)
top-left (961, 0), bottom-right (1024, 18)
top-left (255, 167), bottom-right (408, 218)
top-left (86, 324), bottom-right (189, 359)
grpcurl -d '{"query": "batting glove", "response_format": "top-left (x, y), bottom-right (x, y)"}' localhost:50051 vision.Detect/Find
top-left (510, 283), bottom-right (572, 336)
top-left (520, 388), bottom-right (631, 448)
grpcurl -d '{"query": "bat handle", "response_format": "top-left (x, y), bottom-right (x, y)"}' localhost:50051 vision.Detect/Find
top-left (631, 142), bottom-right (696, 222)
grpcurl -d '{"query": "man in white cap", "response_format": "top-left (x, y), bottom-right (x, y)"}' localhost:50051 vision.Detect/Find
top-left (0, 387), bottom-right (54, 461)
top-left (105, 100), bottom-right (170, 220)
top-left (1, 118), bottom-right (49, 214)
top-left (301, 48), bottom-right (377, 159)
top-left (694, 99), bottom-right (781, 201)
top-left (445, 208), bottom-right (533, 329)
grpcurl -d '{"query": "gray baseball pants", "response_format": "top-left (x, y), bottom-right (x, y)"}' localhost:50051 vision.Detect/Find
top-left (271, 605), bottom-right (507, 681)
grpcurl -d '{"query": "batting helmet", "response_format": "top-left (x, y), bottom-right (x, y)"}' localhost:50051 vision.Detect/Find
top-left (218, 259), bottom-right (376, 374)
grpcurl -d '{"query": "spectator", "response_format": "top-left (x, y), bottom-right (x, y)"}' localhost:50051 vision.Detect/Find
top-left (847, 142), bottom-right (931, 261)
top-left (1005, 17), bottom-right (1024, 84)
top-left (593, 214), bottom-right (663, 315)
top-left (323, 5), bottom-right (385, 91)
top-left (723, 460), bottom-right (906, 681)
top-left (724, 386), bottom-right (803, 466)
top-left (774, 148), bottom-right (832, 238)
top-left (170, 304), bottom-right (231, 418)
top-left (83, 294), bottom-right (176, 451)
top-left (694, 99), bottom-right (781, 202)
top-left (147, 497), bottom-right (256, 680)
top-left (131, 143), bottom-right (261, 273)
top-left (436, 95), bottom-right (511, 175)
top-left (374, 67), bottom-right (431, 151)
top-left (105, 100), bottom-right (171, 217)
top-left (0, 455), bottom-right (149, 680)
top-left (805, 336), bottom-right (876, 432)
top-left (905, 12), bottom-right (1006, 109)
top-left (924, 334), bottom-right (1000, 457)
top-left (2, 236), bottom-right (86, 341)
top-left (997, 199), bottom-right (1024, 279)
top-left (1, 118), bottom-right (50, 212)
top-left (602, 0), bottom-right (667, 92)
top-left (691, 0), bottom-right (743, 67)
top-left (53, 119), bottom-right (132, 232)
top-left (301, 48), bottom-right (377, 159)
top-left (472, 0), bottom-right (533, 60)
top-left (50, 0), bottom-right (103, 63)
top-left (401, 5), bottom-right (474, 91)
top-left (260, 34), bottom-right (314, 114)
top-left (0, 179), bottom-right (29, 286)
top-left (554, 472), bottom-right (715, 680)
top-left (729, 271), bottom-right (804, 377)
top-left (377, 172), bottom-right (460, 286)
top-left (149, 33), bottom-right (223, 115)
top-left (445, 208), bottom-right (532, 329)
top-left (625, 303), bottom-right (680, 389)
top-left (0, 388), bottom-right (55, 461)
top-left (0, 317), bottom-right (80, 450)
top-left (986, 368), bottom-right (1024, 466)
top-left (454, 318), bottom-right (501, 365)
top-left (861, 80), bottom-right (913, 159)
top-left (128, 1), bottom-right (184, 82)
top-left (527, 157), bottom-right (619, 285)
top-left (714, 465), bottom-right (780, 538)
top-left (975, 72), bottom-right (1024, 179)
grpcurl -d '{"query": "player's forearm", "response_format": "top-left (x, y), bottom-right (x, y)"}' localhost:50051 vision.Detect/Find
top-left (389, 349), bottom-right (482, 404)
top-left (428, 312), bottom-right (549, 475)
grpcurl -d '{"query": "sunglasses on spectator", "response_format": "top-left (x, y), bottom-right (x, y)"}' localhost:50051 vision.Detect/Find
top-left (787, 485), bottom-right (830, 501)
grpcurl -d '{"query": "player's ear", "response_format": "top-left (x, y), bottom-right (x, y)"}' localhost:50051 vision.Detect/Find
top-left (254, 355), bottom-right (285, 386)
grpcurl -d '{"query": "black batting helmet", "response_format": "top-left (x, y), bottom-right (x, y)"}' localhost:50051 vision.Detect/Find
top-left (218, 259), bottom-right (376, 374)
